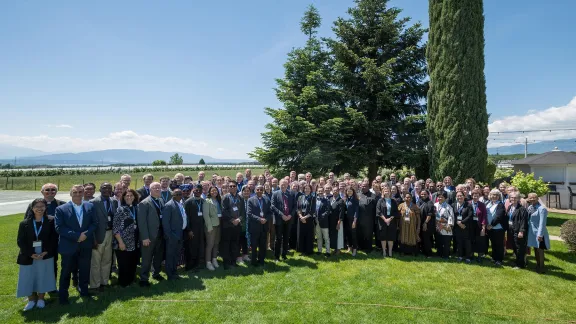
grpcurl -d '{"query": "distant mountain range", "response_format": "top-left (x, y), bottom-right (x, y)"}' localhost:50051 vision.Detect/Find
top-left (0, 144), bottom-right (47, 159)
top-left (488, 139), bottom-right (576, 155)
top-left (0, 149), bottom-right (252, 165)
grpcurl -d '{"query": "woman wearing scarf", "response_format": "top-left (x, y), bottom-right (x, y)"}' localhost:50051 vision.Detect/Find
top-left (296, 184), bottom-right (316, 255)
top-left (398, 193), bottom-right (421, 256)
top-left (376, 186), bottom-right (399, 258)
top-left (434, 192), bottom-right (454, 259)
top-left (470, 189), bottom-right (487, 263)
top-left (452, 191), bottom-right (473, 263)
top-left (344, 188), bottom-right (359, 256)
top-left (486, 189), bottom-right (507, 266)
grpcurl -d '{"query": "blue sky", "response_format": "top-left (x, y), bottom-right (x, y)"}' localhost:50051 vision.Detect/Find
top-left (1, 0), bottom-right (575, 158)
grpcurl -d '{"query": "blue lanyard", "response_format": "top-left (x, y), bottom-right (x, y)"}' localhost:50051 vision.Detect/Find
top-left (213, 199), bottom-right (222, 214)
top-left (71, 202), bottom-right (83, 223)
top-left (195, 200), bottom-right (202, 213)
top-left (472, 202), bottom-right (477, 215)
top-left (128, 206), bottom-right (136, 219)
top-left (33, 218), bottom-right (43, 240)
top-left (406, 203), bottom-right (412, 216)
top-left (162, 191), bottom-right (170, 201)
top-left (509, 206), bottom-right (515, 217)
top-left (230, 194), bottom-right (237, 205)
top-left (457, 204), bottom-right (464, 216)
top-left (151, 198), bottom-right (162, 210)
top-left (103, 198), bottom-right (112, 214)
top-left (178, 202), bottom-right (186, 217)
top-left (257, 198), bottom-right (263, 211)
top-left (385, 198), bottom-right (391, 216)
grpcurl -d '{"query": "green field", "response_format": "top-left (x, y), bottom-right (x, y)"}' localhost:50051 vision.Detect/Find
top-left (547, 212), bottom-right (576, 237)
top-left (0, 169), bottom-right (266, 191)
top-left (1, 213), bottom-right (575, 323)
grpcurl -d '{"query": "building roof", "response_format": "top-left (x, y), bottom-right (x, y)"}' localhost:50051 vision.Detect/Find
top-left (511, 149), bottom-right (576, 165)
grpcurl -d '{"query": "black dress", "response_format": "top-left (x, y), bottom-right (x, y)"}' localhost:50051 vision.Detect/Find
top-left (376, 198), bottom-right (399, 241)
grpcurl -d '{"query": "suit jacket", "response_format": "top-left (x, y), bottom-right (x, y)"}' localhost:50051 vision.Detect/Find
top-left (160, 189), bottom-right (173, 203)
top-left (221, 193), bottom-right (245, 229)
top-left (419, 199), bottom-right (436, 230)
top-left (452, 201), bottom-right (473, 238)
top-left (24, 199), bottom-right (66, 219)
top-left (327, 195), bottom-right (346, 226)
top-left (55, 202), bottom-right (98, 255)
top-left (297, 194), bottom-right (316, 219)
top-left (314, 197), bottom-right (331, 228)
top-left (136, 186), bottom-right (150, 202)
top-left (138, 196), bottom-right (164, 242)
top-left (270, 190), bottom-right (297, 225)
top-left (247, 195), bottom-right (272, 233)
top-left (488, 202), bottom-right (508, 230)
top-left (507, 203), bottom-right (529, 235)
top-left (17, 215), bottom-right (55, 265)
top-left (162, 199), bottom-right (186, 241)
top-left (90, 195), bottom-right (114, 244)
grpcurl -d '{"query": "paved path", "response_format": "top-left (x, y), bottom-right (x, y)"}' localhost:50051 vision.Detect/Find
top-left (548, 208), bottom-right (576, 215)
top-left (0, 190), bottom-right (71, 216)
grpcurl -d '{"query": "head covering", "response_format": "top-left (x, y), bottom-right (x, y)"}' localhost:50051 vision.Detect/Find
top-left (179, 184), bottom-right (192, 191)
top-left (194, 184), bottom-right (203, 190)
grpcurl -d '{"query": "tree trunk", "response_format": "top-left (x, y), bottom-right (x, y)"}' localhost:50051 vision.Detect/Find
top-left (367, 163), bottom-right (379, 182)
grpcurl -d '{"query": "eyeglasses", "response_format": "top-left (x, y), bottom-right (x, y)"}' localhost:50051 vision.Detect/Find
top-left (229, 185), bottom-right (237, 188)
top-left (173, 193), bottom-right (183, 196)
top-left (44, 188), bottom-right (56, 192)
top-left (436, 185), bottom-right (443, 188)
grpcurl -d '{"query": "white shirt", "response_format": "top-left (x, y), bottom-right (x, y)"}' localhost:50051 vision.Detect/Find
top-left (72, 202), bottom-right (83, 226)
top-left (177, 201), bottom-right (187, 230)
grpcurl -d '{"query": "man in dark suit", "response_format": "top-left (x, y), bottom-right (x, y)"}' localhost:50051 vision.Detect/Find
top-left (162, 189), bottom-right (188, 280)
top-left (138, 181), bottom-right (165, 286)
top-left (54, 185), bottom-right (98, 304)
top-left (24, 183), bottom-right (66, 287)
top-left (220, 181), bottom-right (245, 269)
top-left (136, 173), bottom-right (154, 202)
top-left (89, 183), bottom-right (114, 291)
top-left (247, 185), bottom-right (272, 266)
top-left (183, 184), bottom-right (207, 271)
top-left (270, 179), bottom-right (296, 262)
top-left (508, 192), bottom-right (529, 269)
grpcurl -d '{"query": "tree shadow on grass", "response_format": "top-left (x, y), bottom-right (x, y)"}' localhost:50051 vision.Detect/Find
top-left (20, 273), bottom-right (205, 323)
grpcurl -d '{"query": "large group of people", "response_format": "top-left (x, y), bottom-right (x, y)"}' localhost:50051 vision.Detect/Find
top-left (16, 169), bottom-right (551, 311)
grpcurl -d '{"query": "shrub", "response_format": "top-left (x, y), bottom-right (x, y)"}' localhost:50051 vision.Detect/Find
top-left (560, 219), bottom-right (576, 253)
top-left (510, 171), bottom-right (549, 197)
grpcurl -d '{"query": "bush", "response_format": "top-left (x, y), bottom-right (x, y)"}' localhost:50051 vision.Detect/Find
top-left (560, 219), bottom-right (576, 253)
top-left (510, 171), bottom-right (549, 197)
top-left (494, 167), bottom-right (514, 182)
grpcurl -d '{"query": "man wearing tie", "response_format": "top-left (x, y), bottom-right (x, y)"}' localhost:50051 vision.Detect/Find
top-left (162, 189), bottom-right (190, 280)
top-left (89, 183), bottom-right (114, 291)
top-left (136, 174), bottom-right (154, 202)
top-left (271, 179), bottom-right (296, 262)
top-left (54, 185), bottom-right (98, 304)
top-left (247, 185), bottom-right (272, 266)
top-left (138, 182), bottom-right (165, 286)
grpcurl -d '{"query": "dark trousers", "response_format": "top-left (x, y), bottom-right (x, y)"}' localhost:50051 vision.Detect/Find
top-left (455, 235), bottom-right (472, 259)
top-left (434, 232), bottom-right (443, 257)
top-left (438, 235), bottom-right (452, 258)
top-left (420, 230), bottom-right (433, 256)
top-left (344, 217), bottom-right (357, 249)
top-left (471, 222), bottom-right (486, 256)
top-left (59, 248), bottom-right (91, 301)
top-left (514, 235), bottom-right (527, 268)
top-left (116, 249), bottom-right (138, 287)
top-left (358, 220), bottom-right (374, 252)
top-left (220, 225), bottom-right (240, 265)
top-left (298, 220), bottom-right (315, 255)
top-left (239, 232), bottom-right (248, 256)
top-left (328, 221), bottom-right (339, 251)
top-left (274, 221), bottom-right (291, 259)
top-left (165, 238), bottom-right (182, 278)
top-left (186, 217), bottom-right (205, 269)
top-left (250, 227), bottom-right (268, 264)
top-left (140, 236), bottom-right (164, 281)
top-left (489, 229), bottom-right (505, 262)
top-left (289, 221), bottom-right (298, 250)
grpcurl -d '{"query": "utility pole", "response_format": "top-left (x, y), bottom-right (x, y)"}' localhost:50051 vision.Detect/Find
top-left (524, 137), bottom-right (528, 158)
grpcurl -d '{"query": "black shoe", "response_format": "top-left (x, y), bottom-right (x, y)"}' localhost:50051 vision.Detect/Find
top-left (139, 281), bottom-right (151, 287)
top-left (316, 252), bottom-right (322, 256)
top-left (223, 265), bottom-right (230, 270)
top-left (325, 253), bottom-right (331, 257)
top-left (72, 279), bottom-right (78, 288)
top-left (281, 255), bottom-right (288, 261)
top-left (168, 276), bottom-right (181, 281)
top-left (252, 262), bottom-right (260, 267)
top-left (153, 275), bottom-right (165, 281)
top-left (80, 292), bottom-right (95, 298)
top-left (59, 299), bottom-right (70, 305)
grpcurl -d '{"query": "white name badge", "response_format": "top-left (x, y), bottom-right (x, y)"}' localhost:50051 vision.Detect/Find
top-left (404, 217), bottom-right (410, 222)
top-left (159, 214), bottom-right (163, 219)
top-left (108, 216), bottom-right (111, 222)
top-left (198, 212), bottom-right (203, 216)
top-left (473, 216), bottom-right (478, 221)
top-left (457, 216), bottom-right (462, 221)
top-left (134, 224), bottom-right (137, 230)
top-left (33, 241), bottom-right (42, 248)
top-left (509, 221), bottom-right (513, 226)
top-left (233, 207), bottom-right (238, 212)
top-left (217, 213), bottom-right (222, 218)
top-left (260, 212), bottom-right (264, 217)
top-left (301, 209), bottom-right (306, 213)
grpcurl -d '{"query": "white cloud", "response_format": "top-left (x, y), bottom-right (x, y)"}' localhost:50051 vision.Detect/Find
top-left (488, 96), bottom-right (576, 148)
top-left (0, 130), bottom-right (248, 159)
top-left (55, 124), bottom-right (73, 128)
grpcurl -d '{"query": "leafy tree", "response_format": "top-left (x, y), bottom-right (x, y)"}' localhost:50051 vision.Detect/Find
top-left (510, 171), bottom-right (549, 197)
top-left (251, 1), bottom-right (428, 180)
top-left (427, 0), bottom-right (489, 183)
top-left (152, 160), bottom-right (167, 166)
top-left (198, 158), bottom-right (206, 165)
top-left (169, 153), bottom-right (183, 165)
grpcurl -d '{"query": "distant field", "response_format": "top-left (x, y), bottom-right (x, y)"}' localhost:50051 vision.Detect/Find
top-left (0, 169), bottom-right (267, 191)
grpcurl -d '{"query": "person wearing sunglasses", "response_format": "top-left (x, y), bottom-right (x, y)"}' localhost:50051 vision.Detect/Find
top-left (220, 181), bottom-right (245, 269)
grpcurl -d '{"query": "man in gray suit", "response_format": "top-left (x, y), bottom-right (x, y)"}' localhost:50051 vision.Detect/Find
top-left (138, 182), bottom-right (165, 286)
top-left (89, 182), bottom-right (114, 291)
top-left (271, 179), bottom-right (297, 262)
top-left (162, 189), bottom-right (189, 280)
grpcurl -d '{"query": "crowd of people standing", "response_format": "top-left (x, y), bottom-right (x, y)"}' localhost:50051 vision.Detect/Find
top-left (15, 169), bottom-right (551, 311)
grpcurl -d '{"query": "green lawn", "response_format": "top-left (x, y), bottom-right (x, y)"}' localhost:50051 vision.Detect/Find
top-left (0, 169), bottom-right (266, 191)
top-left (548, 212), bottom-right (576, 237)
top-left (1, 213), bottom-right (575, 323)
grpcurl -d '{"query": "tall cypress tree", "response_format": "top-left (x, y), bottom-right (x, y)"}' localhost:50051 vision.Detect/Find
top-left (427, 0), bottom-right (489, 183)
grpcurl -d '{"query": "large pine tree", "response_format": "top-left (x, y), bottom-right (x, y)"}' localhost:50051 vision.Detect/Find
top-left (427, 0), bottom-right (489, 183)
top-left (328, 0), bottom-right (428, 180)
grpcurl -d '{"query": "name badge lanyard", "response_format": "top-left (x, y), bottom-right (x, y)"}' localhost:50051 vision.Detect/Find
top-left (104, 199), bottom-right (112, 214)
top-left (151, 198), bottom-right (162, 214)
top-left (33, 218), bottom-right (44, 241)
top-left (257, 198), bottom-right (264, 216)
top-left (457, 204), bottom-right (464, 217)
top-left (162, 191), bottom-right (170, 202)
top-left (129, 206), bottom-right (136, 220)
top-left (386, 198), bottom-right (391, 216)
top-left (471, 202), bottom-right (477, 216)
top-left (178, 202), bottom-right (187, 218)
top-left (215, 200), bottom-right (222, 215)
top-left (406, 203), bottom-right (412, 216)
top-left (196, 200), bottom-right (203, 216)
top-left (73, 203), bottom-right (84, 224)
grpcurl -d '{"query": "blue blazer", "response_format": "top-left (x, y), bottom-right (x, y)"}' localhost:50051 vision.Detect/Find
top-left (55, 202), bottom-right (98, 255)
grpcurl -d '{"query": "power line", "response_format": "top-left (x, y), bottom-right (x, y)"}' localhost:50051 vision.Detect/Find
top-left (489, 128), bottom-right (576, 134)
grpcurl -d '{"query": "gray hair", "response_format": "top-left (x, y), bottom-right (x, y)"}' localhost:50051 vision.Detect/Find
top-left (41, 183), bottom-right (58, 192)
top-left (489, 189), bottom-right (502, 201)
